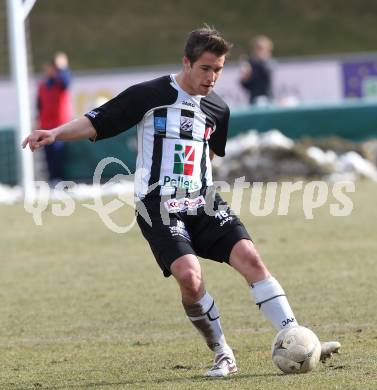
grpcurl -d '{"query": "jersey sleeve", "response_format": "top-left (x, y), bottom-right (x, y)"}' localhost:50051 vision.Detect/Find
top-left (200, 91), bottom-right (230, 157)
top-left (85, 84), bottom-right (150, 141)
top-left (208, 103), bottom-right (230, 157)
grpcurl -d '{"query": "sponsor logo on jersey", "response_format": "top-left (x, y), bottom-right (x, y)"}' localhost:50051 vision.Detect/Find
top-left (87, 110), bottom-right (99, 118)
top-left (154, 116), bottom-right (167, 132)
top-left (173, 144), bottom-right (195, 175)
top-left (182, 100), bottom-right (195, 108)
top-left (180, 116), bottom-right (194, 133)
top-left (162, 175), bottom-right (200, 191)
top-left (164, 195), bottom-right (205, 213)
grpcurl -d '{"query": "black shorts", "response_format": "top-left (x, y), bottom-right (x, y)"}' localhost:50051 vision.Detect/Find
top-left (136, 191), bottom-right (251, 277)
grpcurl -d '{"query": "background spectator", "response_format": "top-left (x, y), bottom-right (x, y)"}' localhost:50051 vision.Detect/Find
top-left (37, 52), bottom-right (72, 183)
top-left (240, 35), bottom-right (274, 105)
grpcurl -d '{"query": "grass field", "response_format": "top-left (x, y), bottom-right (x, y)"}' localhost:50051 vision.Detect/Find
top-left (2, 0), bottom-right (377, 75)
top-left (1, 180), bottom-right (377, 389)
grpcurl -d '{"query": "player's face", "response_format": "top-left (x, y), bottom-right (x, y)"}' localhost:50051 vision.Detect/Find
top-left (184, 52), bottom-right (225, 96)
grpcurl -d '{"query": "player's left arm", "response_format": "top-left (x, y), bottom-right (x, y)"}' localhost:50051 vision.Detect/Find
top-left (208, 103), bottom-right (230, 158)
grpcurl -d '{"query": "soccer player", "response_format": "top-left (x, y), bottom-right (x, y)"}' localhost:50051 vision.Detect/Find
top-left (23, 26), bottom-right (340, 377)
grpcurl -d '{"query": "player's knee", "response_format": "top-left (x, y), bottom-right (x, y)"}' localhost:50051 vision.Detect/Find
top-left (179, 268), bottom-right (202, 288)
top-left (230, 240), bottom-right (269, 276)
top-left (243, 247), bottom-right (265, 271)
top-left (178, 268), bottom-right (203, 296)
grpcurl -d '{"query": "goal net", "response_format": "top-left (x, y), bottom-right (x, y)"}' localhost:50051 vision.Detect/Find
top-left (1, 0), bottom-right (42, 198)
top-left (0, 0), bottom-right (17, 186)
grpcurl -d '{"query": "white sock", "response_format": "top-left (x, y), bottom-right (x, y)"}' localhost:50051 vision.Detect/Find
top-left (183, 291), bottom-right (233, 356)
top-left (250, 276), bottom-right (298, 330)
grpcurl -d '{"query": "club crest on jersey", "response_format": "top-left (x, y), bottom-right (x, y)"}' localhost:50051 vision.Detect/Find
top-left (173, 144), bottom-right (195, 175)
top-left (180, 116), bottom-right (193, 133)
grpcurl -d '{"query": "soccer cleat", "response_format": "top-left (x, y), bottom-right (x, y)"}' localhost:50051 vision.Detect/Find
top-left (204, 353), bottom-right (238, 377)
top-left (320, 341), bottom-right (341, 362)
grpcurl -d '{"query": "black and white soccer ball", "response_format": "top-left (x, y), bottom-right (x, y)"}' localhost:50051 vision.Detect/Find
top-left (271, 326), bottom-right (321, 374)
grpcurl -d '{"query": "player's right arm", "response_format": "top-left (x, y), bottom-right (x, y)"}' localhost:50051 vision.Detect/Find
top-left (22, 116), bottom-right (96, 152)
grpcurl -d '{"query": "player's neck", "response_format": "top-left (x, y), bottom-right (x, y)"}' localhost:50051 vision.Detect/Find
top-left (175, 72), bottom-right (196, 96)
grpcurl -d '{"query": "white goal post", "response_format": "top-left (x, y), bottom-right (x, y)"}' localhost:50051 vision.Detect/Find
top-left (6, 0), bottom-right (37, 202)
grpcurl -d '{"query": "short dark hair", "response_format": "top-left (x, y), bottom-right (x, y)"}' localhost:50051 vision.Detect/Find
top-left (184, 25), bottom-right (233, 64)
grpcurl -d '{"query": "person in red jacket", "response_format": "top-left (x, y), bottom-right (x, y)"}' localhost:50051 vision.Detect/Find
top-left (37, 52), bottom-right (72, 183)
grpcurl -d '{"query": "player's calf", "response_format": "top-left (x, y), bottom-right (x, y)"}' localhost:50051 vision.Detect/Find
top-left (183, 291), bottom-right (235, 373)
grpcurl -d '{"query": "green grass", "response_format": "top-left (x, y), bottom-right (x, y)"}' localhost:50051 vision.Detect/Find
top-left (1, 180), bottom-right (377, 389)
top-left (3, 1), bottom-right (377, 76)
top-left (19, 1), bottom-right (377, 73)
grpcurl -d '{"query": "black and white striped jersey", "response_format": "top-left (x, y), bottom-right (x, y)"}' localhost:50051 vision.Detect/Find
top-left (85, 75), bottom-right (230, 200)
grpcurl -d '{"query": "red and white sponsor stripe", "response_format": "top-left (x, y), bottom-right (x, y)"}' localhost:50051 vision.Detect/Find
top-left (164, 195), bottom-right (205, 213)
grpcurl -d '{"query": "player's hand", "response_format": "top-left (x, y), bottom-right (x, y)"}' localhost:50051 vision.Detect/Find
top-left (22, 129), bottom-right (56, 151)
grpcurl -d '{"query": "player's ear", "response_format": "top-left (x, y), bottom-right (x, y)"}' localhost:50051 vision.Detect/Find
top-left (183, 56), bottom-right (191, 71)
